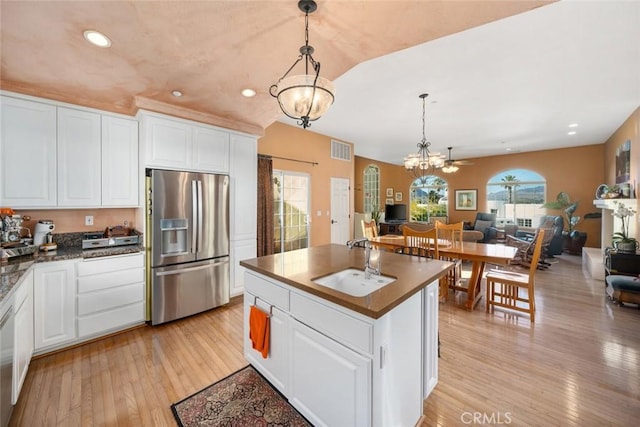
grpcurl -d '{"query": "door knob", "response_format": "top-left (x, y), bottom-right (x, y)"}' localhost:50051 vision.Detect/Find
top-left (331, 219), bottom-right (337, 224)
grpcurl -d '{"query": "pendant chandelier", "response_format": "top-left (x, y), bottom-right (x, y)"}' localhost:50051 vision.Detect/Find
top-left (404, 94), bottom-right (445, 182)
top-left (270, 0), bottom-right (335, 129)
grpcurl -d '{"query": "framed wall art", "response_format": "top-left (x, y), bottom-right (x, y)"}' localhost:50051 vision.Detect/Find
top-left (386, 188), bottom-right (394, 197)
top-left (395, 192), bottom-right (403, 202)
top-left (455, 189), bottom-right (477, 211)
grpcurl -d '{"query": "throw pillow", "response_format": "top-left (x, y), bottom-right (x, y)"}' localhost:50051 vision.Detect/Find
top-left (474, 219), bottom-right (493, 232)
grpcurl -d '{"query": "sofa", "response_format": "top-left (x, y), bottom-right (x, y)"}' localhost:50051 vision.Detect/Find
top-left (464, 212), bottom-right (497, 243)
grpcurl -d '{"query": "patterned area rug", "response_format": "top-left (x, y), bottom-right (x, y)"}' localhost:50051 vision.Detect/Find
top-left (171, 365), bottom-right (311, 426)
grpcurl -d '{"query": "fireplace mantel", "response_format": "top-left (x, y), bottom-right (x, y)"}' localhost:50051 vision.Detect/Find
top-left (593, 198), bottom-right (638, 249)
top-left (593, 198), bottom-right (637, 210)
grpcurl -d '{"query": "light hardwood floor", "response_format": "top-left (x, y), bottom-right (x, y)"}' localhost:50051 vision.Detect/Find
top-left (10, 254), bottom-right (640, 426)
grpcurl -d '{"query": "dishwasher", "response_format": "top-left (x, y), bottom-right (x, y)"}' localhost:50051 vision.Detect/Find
top-left (0, 302), bottom-right (14, 427)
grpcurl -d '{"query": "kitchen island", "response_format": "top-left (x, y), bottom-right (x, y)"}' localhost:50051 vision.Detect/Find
top-left (240, 244), bottom-right (452, 427)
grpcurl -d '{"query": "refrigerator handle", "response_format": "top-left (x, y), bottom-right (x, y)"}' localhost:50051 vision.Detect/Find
top-left (197, 180), bottom-right (203, 252)
top-left (192, 180), bottom-right (198, 253)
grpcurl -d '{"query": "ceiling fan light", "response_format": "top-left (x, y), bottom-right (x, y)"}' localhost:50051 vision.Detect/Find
top-left (275, 74), bottom-right (335, 120)
top-left (442, 164), bottom-right (459, 173)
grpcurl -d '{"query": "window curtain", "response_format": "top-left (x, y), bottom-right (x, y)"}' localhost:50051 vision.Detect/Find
top-left (257, 155), bottom-right (274, 257)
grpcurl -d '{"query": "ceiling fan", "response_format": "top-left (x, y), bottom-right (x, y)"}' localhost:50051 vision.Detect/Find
top-left (441, 147), bottom-right (473, 173)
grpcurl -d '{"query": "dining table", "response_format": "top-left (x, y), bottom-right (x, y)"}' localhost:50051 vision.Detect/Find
top-left (370, 236), bottom-right (518, 310)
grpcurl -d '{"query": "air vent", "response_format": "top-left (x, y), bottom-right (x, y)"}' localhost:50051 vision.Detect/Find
top-left (331, 140), bottom-right (351, 161)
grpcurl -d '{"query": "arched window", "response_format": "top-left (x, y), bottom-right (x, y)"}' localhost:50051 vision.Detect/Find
top-left (363, 165), bottom-right (380, 214)
top-left (409, 175), bottom-right (448, 222)
top-left (487, 169), bottom-right (546, 227)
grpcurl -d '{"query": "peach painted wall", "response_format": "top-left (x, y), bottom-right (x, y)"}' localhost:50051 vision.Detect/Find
top-left (603, 107), bottom-right (639, 242)
top-left (258, 122), bottom-right (355, 246)
top-left (14, 208), bottom-right (138, 235)
top-left (355, 144), bottom-right (605, 248)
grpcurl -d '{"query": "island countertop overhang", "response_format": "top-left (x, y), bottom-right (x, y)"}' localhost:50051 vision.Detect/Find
top-left (240, 244), bottom-right (453, 319)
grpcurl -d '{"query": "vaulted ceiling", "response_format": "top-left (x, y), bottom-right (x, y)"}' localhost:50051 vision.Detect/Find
top-left (2, 1), bottom-right (638, 163)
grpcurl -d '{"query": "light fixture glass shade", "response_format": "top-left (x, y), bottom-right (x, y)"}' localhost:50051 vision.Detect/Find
top-left (274, 74), bottom-right (335, 121)
top-left (441, 164), bottom-right (459, 173)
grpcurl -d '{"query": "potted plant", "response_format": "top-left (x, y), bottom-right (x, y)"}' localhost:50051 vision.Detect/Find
top-left (611, 201), bottom-right (638, 253)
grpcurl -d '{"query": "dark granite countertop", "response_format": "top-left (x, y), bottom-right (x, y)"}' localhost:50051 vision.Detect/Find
top-left (1, 231), bottom-right (143, 306)
top-left (240, 244), bottom-right (453, 319)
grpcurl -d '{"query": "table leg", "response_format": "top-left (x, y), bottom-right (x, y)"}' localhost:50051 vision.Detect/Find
top-left (465, 261), bottom-right (487, 310)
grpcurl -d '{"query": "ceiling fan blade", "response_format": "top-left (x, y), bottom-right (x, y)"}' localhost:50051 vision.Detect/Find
top-left (452, 160), bottom-right (473, 165)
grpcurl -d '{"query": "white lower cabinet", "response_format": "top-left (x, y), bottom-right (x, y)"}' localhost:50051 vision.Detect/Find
top-left (244, 270), bottom-right (438, 427)
top-left (423, 277), bottom-right (439, 398)
top-left (76, 253), bottom-right (145, 338)
top-left (243, 294), bottom-right (289, 394)
top-left (34, 260), bottom-right (77, 351)
top-left (230, 239), bottom-right (256, 296)
top-left (289, 318), bottom-right (371, 427)
top-left (13, 269), bottom-right (33, 404)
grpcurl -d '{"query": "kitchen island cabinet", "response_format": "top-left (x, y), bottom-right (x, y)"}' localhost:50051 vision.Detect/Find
top-left (241, 244), bottom-right (451, 426)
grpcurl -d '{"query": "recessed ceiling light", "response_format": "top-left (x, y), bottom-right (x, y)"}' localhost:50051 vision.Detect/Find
top-left (171, 90), bottom-right (183, 97)
top-left (83, 30), bottom-right (111, 48)
top-left (568, 123), bottom-right (579, 128)
top-left (568, 131), bottom-right (577, 135)
top-left (241, 88), bottom-right (257, 98)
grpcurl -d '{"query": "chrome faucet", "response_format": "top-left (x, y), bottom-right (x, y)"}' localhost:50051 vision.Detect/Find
top-left (346, 237), bottom-right (380, 279)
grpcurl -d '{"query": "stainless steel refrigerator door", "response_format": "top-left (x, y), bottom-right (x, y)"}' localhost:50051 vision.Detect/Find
top-left (150, 170), bottom-right (197, 267)
top-left (196, 173), bottom-right (229, 260)
top-left (151, 257), bottom-right (230, 325)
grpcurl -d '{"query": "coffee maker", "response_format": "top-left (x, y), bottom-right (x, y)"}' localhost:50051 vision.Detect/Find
top-left (34, 220), bottom-right (55, 246)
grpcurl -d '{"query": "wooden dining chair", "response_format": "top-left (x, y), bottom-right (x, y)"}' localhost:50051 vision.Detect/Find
top-left (402, 225), bottom-right (438, 258)
top-left (485, 229), bottom-right (545, 322)
top-left (435, 221), bottom-right (464, 297)
top-left (402, 225), bottom-right (447, 300)
top-left (361, 219), bottom-right (378, 240)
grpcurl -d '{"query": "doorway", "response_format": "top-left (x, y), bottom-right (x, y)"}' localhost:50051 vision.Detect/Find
top-left (330, 177), bottom-right (350, 244)
top-left (273, 171), bottom-right (310, 253)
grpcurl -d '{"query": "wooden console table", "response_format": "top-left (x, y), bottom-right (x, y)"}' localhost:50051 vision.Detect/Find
top-left (379, 221), bottom-right (406, 236)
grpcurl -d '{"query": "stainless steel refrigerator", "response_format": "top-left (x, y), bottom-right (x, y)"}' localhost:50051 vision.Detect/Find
top-left (147, 169), bottom-right (230, 325)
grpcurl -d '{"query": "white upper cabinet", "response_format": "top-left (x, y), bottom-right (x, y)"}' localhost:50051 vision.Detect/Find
top-left (140, 111), bottom-right (230, 174)
top-left (192, 125), bottom-right (230, 173)
top-left (143, 115), bottom-right (192, 169)
top-left (57, 107), bottom-right (102, 207)
top-left (102, 116), bottom-right (139, 206)
top-left (229, 133), bottom-right (257, 241)
top-left (0, 93), bottom-right (140, 208)
top-left (0, 96), bottom-right (57, 207)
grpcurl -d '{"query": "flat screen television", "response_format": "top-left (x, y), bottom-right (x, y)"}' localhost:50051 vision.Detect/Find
top-left (384, 204), bottom-right (407, 222)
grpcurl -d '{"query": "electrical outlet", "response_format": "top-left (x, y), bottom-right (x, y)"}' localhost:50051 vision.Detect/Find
top-left (85, 215), bottom-right (94, 226)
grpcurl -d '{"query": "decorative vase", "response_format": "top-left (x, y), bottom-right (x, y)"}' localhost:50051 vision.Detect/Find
top-left (613, 240), bottom-right (638, 254)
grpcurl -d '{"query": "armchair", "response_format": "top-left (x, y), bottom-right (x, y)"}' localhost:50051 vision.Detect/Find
top-left (465, 212), bottom-right (497, 243)
top-left (515, 215), bottom-right (564, 256)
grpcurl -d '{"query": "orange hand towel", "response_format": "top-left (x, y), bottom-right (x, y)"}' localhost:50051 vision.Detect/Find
top-left (249, 305), bottom-right (270, 359)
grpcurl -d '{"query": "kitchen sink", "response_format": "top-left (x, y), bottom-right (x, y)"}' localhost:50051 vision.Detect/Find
top-left (312, 268), bottom-right (396, 297)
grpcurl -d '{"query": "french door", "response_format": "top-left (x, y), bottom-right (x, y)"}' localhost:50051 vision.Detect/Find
top-left (273, 171), bottom-right (310, 253)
